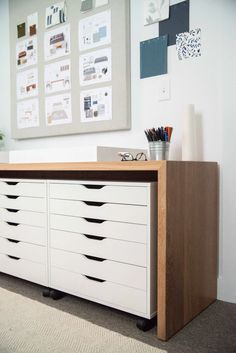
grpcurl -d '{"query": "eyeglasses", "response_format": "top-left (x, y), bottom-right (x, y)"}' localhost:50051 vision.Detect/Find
top-left (119, 152), bottom-right (147, 161)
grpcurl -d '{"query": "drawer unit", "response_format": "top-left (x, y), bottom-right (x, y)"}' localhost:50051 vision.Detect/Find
top-left (50, 199), bottom-right (147, 225)
top-left (50, 214), bottom-right (147, 243)
top-left (0, 221), bottom-right (47, 246)
top-left (0, 179), bottom-right (48, 287)
top-left (51, 248), bottom-right (146, 290)
top-left (50, 267), bottom-right (147, 315)
top-left (50, 182), bottom-right (147, 205)
top-left (50, 229), bottom-right (147, 267)
top-left (0, 253), bottom-right (47, 286)
top-left (0, 237), bottom-right (46, 264)
top-left (0, 195), bottom-right (46, 213)
top-left (0, 180), bottom-right (46, 198)
top-left (48, 180), bottom-right (157, 319)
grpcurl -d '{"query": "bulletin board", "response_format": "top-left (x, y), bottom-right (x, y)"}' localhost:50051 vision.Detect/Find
top-left (9, 0), bottom-right (131, 139)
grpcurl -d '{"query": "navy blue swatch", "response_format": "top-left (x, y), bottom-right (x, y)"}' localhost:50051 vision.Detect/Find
top-left (140, 35), bottom-right (168, 79)
top-left (159, 0), bottom-right (189, 46)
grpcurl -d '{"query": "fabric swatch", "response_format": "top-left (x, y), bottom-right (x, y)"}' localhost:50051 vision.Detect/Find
top-left (144, 0), bottom-right (169, 26)
top-left (159, 0), bottom-right (189, 46)
top-left (17, 23), bottom-right (26, 38)
top-left (140, 35), bottom-right (168, 79)
top-left (176, 28), bottom-right (201, 60)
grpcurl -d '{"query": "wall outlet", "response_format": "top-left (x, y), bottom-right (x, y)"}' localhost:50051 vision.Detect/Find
top-left (159, 76), bottom-right (170, 101)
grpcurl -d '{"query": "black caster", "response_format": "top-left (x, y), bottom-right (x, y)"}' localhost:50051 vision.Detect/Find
top-left (136, 317), bottom-right (156, 332)
top-left (50, 289), bottom-right (65, 300)
top-left (42, 288), bottom-right (51, 297)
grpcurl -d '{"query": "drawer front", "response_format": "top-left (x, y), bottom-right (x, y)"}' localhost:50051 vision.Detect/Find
top-left (0, 208), bottom-right (46, 228)
top-left (50, 199), bottom-right (147, 225)
top-left (0, 237), bottom-right (47, 264)
top-left (51, 248), bottom-right (146, 290)
top-left (50, 183), bottom-right (148, 205)
top-left (0, 180), bottom-right (46, 198)
top-left (0, 253), bottom-right (47, 286)
top-left (0, 221), bottom-right (46, 246)
top-left (50, 214), bottom-right (147, 243)
top-left (0, 195), bottom-right (46, 212)
top-left (50, 230), bottom-right (146, 267)
top-left (51, 267), bottom-right (147, 314)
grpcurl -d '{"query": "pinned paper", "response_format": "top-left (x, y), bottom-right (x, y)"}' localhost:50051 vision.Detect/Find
top-left (16, 37), bottom-right (37, 69)
top-left (27, 12), bottom-right (38, 36)
top-left (45, 1), bottom-right (67, 28)
top-left (79, 11), bottom-right (111, 51)
top-left (45, 59), bottom-right (71, 94)
top-left (80, 0), bottom-right (93, 13)
top-left (46, 93), bottom-right (72, 126)
top-left (80, 86), bottom-right (112, 122)
top-left (144, 0), bottom-right (169, 26)
top-left (17, 23), bottom-right (26, 38)
top-left (17, 99), bottom-right (39, 129)
top-left (79, 48), bottom-right (112, 86)
top-left (159, 0), bottom-right (189, 46)
top-left (140, 35), bottom-right (168, 79)
top-left (44, 24), bottom-right (70, 61)
top-left (17, 68), bottom-right (38, 100)
top-left (176, 28), bottom-right (201, 60)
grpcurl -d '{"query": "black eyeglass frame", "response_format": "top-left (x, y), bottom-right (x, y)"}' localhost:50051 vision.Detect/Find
top-left (120, 152), bottom-right (147, 162)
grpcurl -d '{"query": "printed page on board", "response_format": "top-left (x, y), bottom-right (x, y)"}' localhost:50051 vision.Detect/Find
top-left (80, 86), bottom-right (112, 123)
top-left (45, 59), bottom-right (71, 94)
top-left (17, 98), bottom-right (39, 129)
top-left (45, 93), bottom-right (72, 126)
top-left (79, 48), bottom-right (112, 86)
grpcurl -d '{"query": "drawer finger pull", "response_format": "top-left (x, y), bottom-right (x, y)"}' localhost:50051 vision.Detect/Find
top-left (6, 208), bottom-right (20, 213)
top-left (7, 238), bottom-right (20, 244)
top-left (84, 275), bottom-right (106, 283)
top-left (83, 201), bottom-right (105, 207)
top-left (83, 234), bottom-right (106, 241)
top-left (5, 182), bottom-right (19, 186)
top-left (82, 184), bottom-right (105, 190)
top-left (5, 195), bottom-right (19, 199)
top-left (84, 255), bottom-right (106, 262)
top-left (7, 255), bottom-right (20, 260)
top-left (6, 221), bottom-right (20, 227)
top-left (83, 217), bottom-right (105, 224)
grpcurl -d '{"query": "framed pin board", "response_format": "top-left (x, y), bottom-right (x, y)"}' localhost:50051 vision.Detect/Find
top-left (9, 0), bottom-right (131, 139)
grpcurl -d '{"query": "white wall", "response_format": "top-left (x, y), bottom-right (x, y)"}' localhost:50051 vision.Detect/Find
top-left (0, 0), bottom-right (235, 302)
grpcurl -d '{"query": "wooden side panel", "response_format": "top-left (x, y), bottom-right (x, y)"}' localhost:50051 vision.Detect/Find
top-left (158, 161), bottom-right (218, 340)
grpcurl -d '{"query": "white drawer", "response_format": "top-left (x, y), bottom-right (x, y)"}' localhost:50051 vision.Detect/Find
top-left (0, 208), bottom-right (46, 228)
top-left (0, 195), bottom-right (46, 212)
top-left (51, 267), bottom-right (147, 314)
top-left (50, 183), bottom-right (148, 205)
top-left (0, 237), bottom-right (47, 264)
top-left (51, 248), bottom-right (146, 290)
top-left (50, 214), bottom-right (147, 243)
top-left (0, 253), bottom-right (47, 286)
top-left (0, 221), bottom-right (46, 246)
top-left (50, 199), bottom-right (147, 225)
top-left (0, 180), bottom-right (46, 198)
top-left (50, 229), bottom-right (146, 267)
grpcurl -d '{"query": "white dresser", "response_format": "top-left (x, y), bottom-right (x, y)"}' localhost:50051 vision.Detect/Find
top-left (0, 179), bottom-right (48, 286)
top-left (49, 180), bottom-right (157, 319)
top-left (0, 178), bottom-right (157, 321)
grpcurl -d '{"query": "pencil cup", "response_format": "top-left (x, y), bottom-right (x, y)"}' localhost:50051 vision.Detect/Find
top-left (148, 141), bottom-right (170, 160)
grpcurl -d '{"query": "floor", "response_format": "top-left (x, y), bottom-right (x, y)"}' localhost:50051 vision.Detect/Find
top-left (0, 273), bottom-right (236, 353)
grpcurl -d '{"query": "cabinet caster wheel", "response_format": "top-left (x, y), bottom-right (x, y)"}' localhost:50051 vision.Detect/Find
top-left (50, 290), bottom-right (65, 300)
top-left (136, 317), bottom-right (156, 332)
top-left (42, 288), bottom-right (51, 297)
